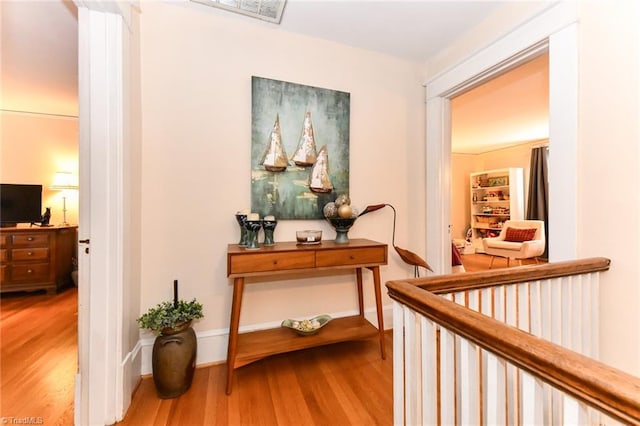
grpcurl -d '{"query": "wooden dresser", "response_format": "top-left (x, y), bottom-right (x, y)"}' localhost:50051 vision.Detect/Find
top-left (225, 238), bottom-right (388, 394)
top-left (0, 225), bottom-right (77, 294)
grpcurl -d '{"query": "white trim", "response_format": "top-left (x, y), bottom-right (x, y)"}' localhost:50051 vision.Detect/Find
top-left (137, 305), bottom-right (395, 375)
top-left (425, 2), bottom-right (579, 272)
top-left (548, 23), bottom-right (578, 261)
top-left (76, 3), bottom-right (130, 425)
top-left (426, 1), bottom-right (577, 99)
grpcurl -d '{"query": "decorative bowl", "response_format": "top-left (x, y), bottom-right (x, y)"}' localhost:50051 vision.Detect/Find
top-left (281, 314), bottom-right (332, 336)
top-left (327, 217), bottom-right (357, 243)
top-left (296, 230), bottom-right (322, 244)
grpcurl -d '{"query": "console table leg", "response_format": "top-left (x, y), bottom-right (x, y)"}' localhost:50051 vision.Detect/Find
top-left (371, 266), bottom-right (386, 359)
top-left (226, 277), bottom-right (245, 395)
top-left (356, 268), bottom-right (364, 317)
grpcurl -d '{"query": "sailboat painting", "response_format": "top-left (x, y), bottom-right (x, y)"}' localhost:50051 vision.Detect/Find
top-left (259, 114), bottom-right (289, 172)
top-left (309, 145), bottom-right (333, 193)
top-left (291, 112), bottom-right (318, 167)
top-left (251, 76), bottom-right (350, 219)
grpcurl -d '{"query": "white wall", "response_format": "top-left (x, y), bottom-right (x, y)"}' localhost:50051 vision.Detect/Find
top-left (138, 2), bottom-right (424, 357)
top-left (577, 1), bottom-right (640, 374)
top-left (450, 154), bottom-right (476, 240)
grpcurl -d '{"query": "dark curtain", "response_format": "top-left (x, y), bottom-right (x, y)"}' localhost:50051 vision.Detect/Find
top-left (526, 146), bottom-right (549, 258)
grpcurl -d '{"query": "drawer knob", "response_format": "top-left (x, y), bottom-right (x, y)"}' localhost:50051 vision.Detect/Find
top-left (350, 255), bottom-right (355, 260)
top-left (27, 237), bottom-right (34, 241)
top-left (273, 260), bottom-right (278, 265)
top-left (28, 252), bottom-right (33, 256)
top-left (27, 269), bottom-right (33, 274)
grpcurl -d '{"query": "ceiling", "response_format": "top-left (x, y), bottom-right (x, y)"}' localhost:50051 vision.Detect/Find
top-left (0, 0), bottom-right (549, 153)
top-left (451, 53), bottom-right (549, 154)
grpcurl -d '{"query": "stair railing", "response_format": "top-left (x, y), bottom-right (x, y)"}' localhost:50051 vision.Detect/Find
top-left (387, 258), bottom-right (640, 425)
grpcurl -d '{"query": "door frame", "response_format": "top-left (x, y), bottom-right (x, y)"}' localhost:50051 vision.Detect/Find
top-left (74, 1), bottom-right (132, 424)
top-left (425, 2), bottom-right (579, 273)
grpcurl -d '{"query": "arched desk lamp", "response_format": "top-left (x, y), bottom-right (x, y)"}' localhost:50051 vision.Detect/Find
top-left (359, 204), bottom-right (433, 277)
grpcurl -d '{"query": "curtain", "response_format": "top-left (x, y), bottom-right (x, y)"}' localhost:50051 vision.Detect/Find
top-left (526, 146), bottom-right (549, 258)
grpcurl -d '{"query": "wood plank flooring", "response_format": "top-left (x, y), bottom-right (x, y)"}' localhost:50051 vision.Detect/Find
top-left (460, 252), bottom-right (544, 272)
top-left (0, 287), bottom-right (77, 426)
top-left (0, 285), bottom-right (392, 425)
top-left (0, 255), bottom-right (510, 425)
top-left (119, 333), bottom-right (393, 425)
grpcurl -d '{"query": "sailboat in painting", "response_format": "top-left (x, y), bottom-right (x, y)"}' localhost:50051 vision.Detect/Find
top-left (290, 111), bottom-right (318, 167)
top-left (260, 114), bottom-right (289, 172)
top-left (309, 145), bottom-right (333, 193)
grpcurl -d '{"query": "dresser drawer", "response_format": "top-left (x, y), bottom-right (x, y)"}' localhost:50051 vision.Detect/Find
top-left (0, 235), bottom-right (8, 248)
top-left (316, 246), bottom-right (387, 267)
top-left (11, 263), bottom-right (50, 281)
top-left (12, 248), bottom-right (49, 262)
top-left (12, 234), bottom-right (49, 247)
top-left (0, 249), bottom-right (6, 263)
top-left (228, 251), bottom-right (316, 275)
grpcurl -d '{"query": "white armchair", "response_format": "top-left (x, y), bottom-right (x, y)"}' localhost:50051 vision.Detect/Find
top-left (482, 220), bottom-right (546, 268)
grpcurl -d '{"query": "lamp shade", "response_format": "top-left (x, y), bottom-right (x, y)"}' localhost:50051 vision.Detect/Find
top-left (50, 171), bottom-right (78, 190)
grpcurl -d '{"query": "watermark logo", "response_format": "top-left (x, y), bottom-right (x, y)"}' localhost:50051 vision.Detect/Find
top-left (1, 417), bottom-right (44, 425)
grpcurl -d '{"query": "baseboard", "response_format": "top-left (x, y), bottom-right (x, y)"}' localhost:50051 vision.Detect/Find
top-left (118, 340), bottom-right (142, 420)
top-left (138, 304), bottom-right (394, 375)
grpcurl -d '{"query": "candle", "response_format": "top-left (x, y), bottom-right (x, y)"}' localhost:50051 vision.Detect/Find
top-left (248, 213), bottom-right (260, 221)
top-left (264, 215), bottom-right (275, 221)
top-left (173, 280), bottom-right (178, 308)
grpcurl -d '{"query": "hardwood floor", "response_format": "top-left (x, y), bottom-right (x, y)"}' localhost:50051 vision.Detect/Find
top-left (0, 254), bottom-right (546, 425)
top-left (460, 252), bottom-right (545, 272)
top-left (119, 333), bottom-right (393, 425)
top-left (0, 286), bottom-right (392, 426)
top-left (0, 287), bottom-right (77, 425)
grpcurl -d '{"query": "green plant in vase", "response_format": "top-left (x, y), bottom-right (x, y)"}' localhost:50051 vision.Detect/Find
top-left (137, 281), bottom-right (204, 399)
top-left (137, 299), bottom-right (203, 335)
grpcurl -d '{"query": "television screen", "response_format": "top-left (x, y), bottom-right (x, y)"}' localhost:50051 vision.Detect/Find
top-left (0, 184), bottom-right (43, 227)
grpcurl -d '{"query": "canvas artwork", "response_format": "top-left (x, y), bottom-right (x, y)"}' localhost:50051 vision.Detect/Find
top-left (251, 76), bottom-right (350, 219)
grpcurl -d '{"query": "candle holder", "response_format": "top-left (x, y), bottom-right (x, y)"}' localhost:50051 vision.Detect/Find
top-left (261, 219), bottom-right (277, 246)
top-left (243, 220), bottom-right (262, 250)
top-left (235, 213), bottom-right (249, 246)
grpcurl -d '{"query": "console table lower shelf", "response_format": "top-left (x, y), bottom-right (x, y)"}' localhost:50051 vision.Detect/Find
top-left (225, 238), bottom-right (388, 394)
top-left (235, 315), bottom-right (379, 368)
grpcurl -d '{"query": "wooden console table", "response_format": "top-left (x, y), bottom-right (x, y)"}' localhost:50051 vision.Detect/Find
top-left (226, 238), bottom-right (388, 394)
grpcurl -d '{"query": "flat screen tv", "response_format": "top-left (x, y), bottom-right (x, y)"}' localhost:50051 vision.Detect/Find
top-left (0, 184), bottom-right (43, 227)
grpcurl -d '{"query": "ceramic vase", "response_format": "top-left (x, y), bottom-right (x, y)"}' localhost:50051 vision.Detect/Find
top-left (152, 321), bottom-right (197, 399)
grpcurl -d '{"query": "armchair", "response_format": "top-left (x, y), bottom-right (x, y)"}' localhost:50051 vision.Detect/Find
top-left (482, 220), bottom-right (545, 268)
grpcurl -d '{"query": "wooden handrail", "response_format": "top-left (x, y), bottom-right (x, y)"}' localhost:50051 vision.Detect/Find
top-left (403, 257), bottom-right (611, 294)
top-left (386, 276), bottom-right (640, 425)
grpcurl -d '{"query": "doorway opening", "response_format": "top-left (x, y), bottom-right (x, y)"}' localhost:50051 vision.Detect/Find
top-left (450, 52), bottom-right (549, 271)
top-left (425, 11), bottom-right (579, 273)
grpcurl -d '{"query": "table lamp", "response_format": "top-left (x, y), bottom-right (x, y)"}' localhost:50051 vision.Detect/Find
top-left (50, 171), bottom-right (78, 226)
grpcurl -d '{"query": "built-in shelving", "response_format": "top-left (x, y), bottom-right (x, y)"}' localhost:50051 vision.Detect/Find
top-left (470, 168), bottom-right (524, 251)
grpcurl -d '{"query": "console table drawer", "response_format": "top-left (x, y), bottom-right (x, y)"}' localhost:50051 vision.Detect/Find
top-left (316, 246), bottom-right (387, 267)
top-left (12, 248), bottom-right (49, 261)
top-left (228, 251), bottom-right (316, 275)
top-left (12, 234), bottom-right (49, 247)
top-left (11, 263), bottom-right (50, 281)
